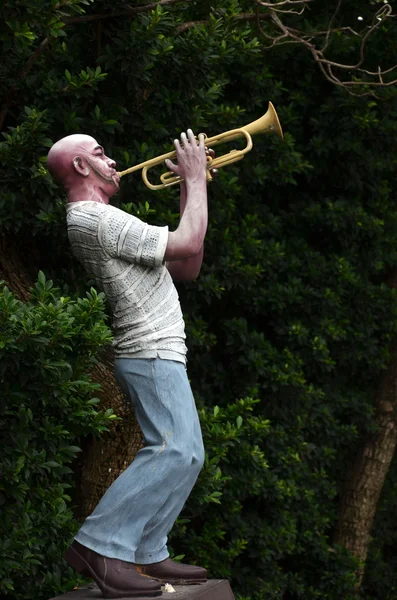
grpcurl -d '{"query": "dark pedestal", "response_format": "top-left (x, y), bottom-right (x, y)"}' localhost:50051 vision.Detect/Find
top-left (50, 580), bottom-right (234, 600)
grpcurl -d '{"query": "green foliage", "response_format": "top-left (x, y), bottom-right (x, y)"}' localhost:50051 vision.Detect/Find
top-left (1, 1), bottom-right (397, 599)
top-left (0, 274), bottom-right (115, 599)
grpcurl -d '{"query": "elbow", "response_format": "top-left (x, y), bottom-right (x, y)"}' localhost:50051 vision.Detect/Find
top-left (188, 241), bottom-right (203, 258)
top-left (167, 261), bottom-right (202, 282)
top-left (179, 267), bottom-right (201, 282)
top-left (179, 234), bottom-right (203, 258)
top-left (165, 232), bottom-right (204, 261)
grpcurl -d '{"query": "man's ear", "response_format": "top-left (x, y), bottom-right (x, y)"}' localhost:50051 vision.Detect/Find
top-left (73, 156), bottom-right (90, 177)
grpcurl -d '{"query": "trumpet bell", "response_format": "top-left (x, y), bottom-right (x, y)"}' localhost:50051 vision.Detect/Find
top-left (221, 102), bottom-right (283, 143)
top-left (245, 101), bottom-right (283, 139)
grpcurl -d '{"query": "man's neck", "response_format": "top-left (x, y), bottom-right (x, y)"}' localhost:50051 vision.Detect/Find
top-left (67, 183), bottom-right (110, 204)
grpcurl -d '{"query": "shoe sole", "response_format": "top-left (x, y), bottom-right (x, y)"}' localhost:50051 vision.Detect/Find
top-left (64, 546), bottom-right (162, 598)
top-left (156, 579), bottom-right (207, 585)
top-left (138, 571), bottom-right (207, 585)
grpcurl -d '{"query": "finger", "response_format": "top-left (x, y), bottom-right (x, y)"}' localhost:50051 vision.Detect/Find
top-left (198, 133), bottom-right (205, 149)
top-left (187, 129), bottom-right (196, 146)
top-left (180, 131), bottom-right (188, 148)
top-left (165, 158), bottom-right (180, 174)
top-left (173, 138), bottom-right (182, 155)
top-left (207, 148), bottom-right (215, 159)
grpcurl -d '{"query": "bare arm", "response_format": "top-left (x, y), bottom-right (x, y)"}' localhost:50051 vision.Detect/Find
top-left (166, 180), bottom-right (205, 281)
top-left (164, 130), bottom-right (208, 269)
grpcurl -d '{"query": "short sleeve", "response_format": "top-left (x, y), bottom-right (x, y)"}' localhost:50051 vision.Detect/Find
top-left (98, 205), bottom-right (168, 268)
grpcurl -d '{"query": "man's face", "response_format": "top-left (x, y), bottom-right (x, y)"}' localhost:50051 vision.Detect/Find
top-left (80, 137), bottom-right (120, 196)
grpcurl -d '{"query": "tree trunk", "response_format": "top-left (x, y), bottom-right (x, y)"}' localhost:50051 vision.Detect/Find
top-left (0, 236), bottom-right (143, 520)
top-left (334, 271), bottom-right (397, 587)
top-left (334, 362), bottom-right (397, 580)
top-left (0, 236), bottom-right (32, 302)
top-left (75, 347), bottom-right (143, 519)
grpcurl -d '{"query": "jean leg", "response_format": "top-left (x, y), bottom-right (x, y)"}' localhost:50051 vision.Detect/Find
top-left (135, 383), bottom-right (204, 563)
top-left (75, 358), bottom-right (202, 564)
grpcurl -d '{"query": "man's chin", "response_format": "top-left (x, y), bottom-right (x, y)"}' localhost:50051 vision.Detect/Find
top-left (106, 177), bottom-right (120, 197)
top-left (110, 182), bottom-right (120, 196)
top-left (97, 174), bottom-right (120, 199)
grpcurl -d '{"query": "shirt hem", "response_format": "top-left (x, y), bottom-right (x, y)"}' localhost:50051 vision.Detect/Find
top-left (115, 350), bottom-right (186, 365)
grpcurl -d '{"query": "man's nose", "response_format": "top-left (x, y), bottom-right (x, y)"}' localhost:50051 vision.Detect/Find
top-left (107, 157), bottom-right (116, 168)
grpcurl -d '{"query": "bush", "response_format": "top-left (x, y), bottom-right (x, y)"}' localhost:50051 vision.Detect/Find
top-left (0, 274), bottom-right (116, 599)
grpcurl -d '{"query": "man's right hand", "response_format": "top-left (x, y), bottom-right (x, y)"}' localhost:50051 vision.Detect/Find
top-left (165, 129), bottom-right (207, 186)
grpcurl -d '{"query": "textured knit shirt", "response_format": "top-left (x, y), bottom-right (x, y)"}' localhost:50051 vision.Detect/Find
top-left (66, 201), bottom-right (187, 363)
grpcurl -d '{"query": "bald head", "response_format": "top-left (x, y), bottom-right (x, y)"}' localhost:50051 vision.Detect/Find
top-left (47, 134), bottom-right (119, 203)
top-left (47, 134), bottom-right (98, 185)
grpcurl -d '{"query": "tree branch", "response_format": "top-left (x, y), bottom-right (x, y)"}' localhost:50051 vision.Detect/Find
top-left (257, 0), bottom-right (314, 6)
top-left (175, 12), bottom-right (271, 34)
top-left (254, 0), bottom-right (397, 96)
top-left (321, 0), bottom-right (342, 53)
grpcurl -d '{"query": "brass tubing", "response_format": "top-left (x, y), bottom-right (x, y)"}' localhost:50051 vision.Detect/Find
top-left (117, 102), bottom-right (283, 189)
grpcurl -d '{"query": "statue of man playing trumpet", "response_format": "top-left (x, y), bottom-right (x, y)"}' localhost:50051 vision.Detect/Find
top-left (47, 130), bottom-right (214, 598)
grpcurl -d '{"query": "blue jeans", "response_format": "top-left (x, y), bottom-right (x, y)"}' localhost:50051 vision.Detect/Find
top-left (75, 358), bottom-right (205, 564)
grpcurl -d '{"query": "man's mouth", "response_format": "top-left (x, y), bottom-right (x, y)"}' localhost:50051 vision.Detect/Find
top-left (112, 171), bottom-right (120, 186)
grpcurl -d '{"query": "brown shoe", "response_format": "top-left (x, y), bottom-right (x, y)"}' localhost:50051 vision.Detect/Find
top-left (136, 557), bottom-right (207, 585)
top-left (64, 540), bottom-right (162, 598)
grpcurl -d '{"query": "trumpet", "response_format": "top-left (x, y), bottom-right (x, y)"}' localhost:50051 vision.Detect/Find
top-left (117, 102), bottom-right (283, 190)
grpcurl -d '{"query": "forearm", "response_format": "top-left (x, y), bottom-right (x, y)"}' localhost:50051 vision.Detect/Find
top-left (177, 178), bottom-right (207, 249)
top-left (165, 181), bottom-right (205, 279)
top-left (165, 177), bottom-right (208, 260)
top-left (179, 181), bottom-right (187, 215)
